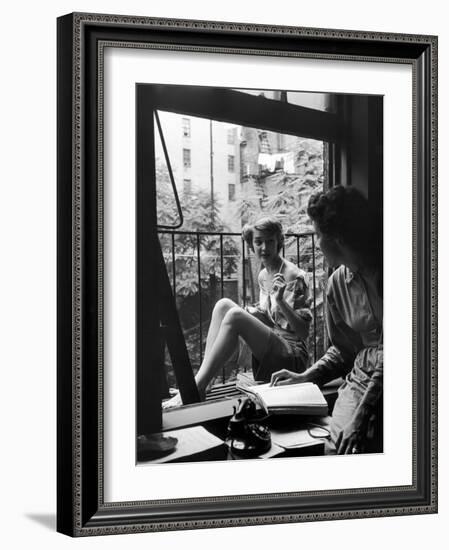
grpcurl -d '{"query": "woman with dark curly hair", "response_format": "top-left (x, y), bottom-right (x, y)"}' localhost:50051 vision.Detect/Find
top-left (271, 186), bottom-right (383, 455)
top-left (163, 216), bottom-right (312, 408)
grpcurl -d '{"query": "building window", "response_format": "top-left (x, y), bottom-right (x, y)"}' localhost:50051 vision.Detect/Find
top-left (228, 183), bottom-right (236, 201)
top-left (227, 128), bottom-right (235, 145)
top-left (182, 118), bottom-right (191, 138)
top-left (183, 148), bottom-right (191, 168)
top-left (183, 179), bottom-right (192, 194)
top-left (228, 155), bottom-right (235, 172)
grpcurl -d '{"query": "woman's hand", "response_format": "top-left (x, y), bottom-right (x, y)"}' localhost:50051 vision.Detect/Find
top-left (271, 273), bottom-right (286, 302)
top-left (270, 369), bottom-right (308, 386)
top-left (335, 407), bottom-right (371, 454)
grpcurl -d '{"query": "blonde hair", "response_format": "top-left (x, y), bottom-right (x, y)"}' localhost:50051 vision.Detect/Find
top-left (242, 216), bottom-right (284, 252)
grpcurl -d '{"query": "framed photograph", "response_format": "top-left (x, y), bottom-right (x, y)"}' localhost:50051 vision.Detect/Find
top-left (57, 12), bottom-right (437, 536)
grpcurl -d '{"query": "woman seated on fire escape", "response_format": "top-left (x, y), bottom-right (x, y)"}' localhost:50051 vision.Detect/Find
top-left (163, 216), bottom-right (312, 408)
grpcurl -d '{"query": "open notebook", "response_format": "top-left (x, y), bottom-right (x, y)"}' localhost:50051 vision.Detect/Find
top-left (238, 381), bottom-right (328, 416)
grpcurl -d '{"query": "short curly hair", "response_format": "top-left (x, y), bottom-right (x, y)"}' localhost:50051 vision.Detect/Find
top-left (307, 186), bottom-right (381, 268)
top-left (242, 216), bottom-right (284, 252)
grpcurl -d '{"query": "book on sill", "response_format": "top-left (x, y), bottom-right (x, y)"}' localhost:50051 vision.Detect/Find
top-left (237, 378), bottom-right (328, 416)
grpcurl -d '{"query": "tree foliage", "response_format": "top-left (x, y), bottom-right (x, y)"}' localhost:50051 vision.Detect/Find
top-left (156, 161), bottom-right (239, 299)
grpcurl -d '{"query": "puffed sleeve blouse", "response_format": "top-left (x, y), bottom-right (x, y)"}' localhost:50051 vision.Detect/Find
top-left (258, 267), bottom-right (313, 337)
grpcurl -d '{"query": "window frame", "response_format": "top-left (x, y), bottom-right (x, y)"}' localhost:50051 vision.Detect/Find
top-left (182, 117), bottom-right (191, 138)
top-left (136, 84), bottom-right (344, 430)
top-left (182, 147), bottom-right (191, 168)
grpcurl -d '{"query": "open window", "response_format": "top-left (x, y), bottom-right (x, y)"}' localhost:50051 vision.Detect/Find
top-left (136, 84), bottom-right (383, 437)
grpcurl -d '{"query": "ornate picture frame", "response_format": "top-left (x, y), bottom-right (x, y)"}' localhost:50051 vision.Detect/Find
top-left (57, 12), bottom-right (437, 536)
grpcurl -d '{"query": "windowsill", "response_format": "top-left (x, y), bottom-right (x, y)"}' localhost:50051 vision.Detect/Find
top-left (161, 377), bottom-right (343, 431)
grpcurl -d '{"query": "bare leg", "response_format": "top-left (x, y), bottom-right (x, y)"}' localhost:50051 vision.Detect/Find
top-left (162, 298), bottom-right (237, 409)
top-left (195, 307), bottom-right (272, 394)
top-left (162, 303), bottom-right (272, 409)
top-left (203, 298), bottom-right (237, 363)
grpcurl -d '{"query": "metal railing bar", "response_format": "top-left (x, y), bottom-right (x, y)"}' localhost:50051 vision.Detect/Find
top-left (242, 238), bottom-right (246, 307)
top-left (296, 235), bottom-right (300, 265)
top-left (158, 229), bottom-right (315, 238)
top-left (220, 235), bottom-right (225, 383)
top-left (171, 232), bottom-right (176, 296)
top-left (311, 233), bottom-right (317, 362)
top-left (196, 233), bottom-right (203, 364)
top-left (220, 234), bottom-right (224, 298)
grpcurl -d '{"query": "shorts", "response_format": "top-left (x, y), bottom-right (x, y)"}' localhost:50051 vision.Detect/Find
top-left (252, 329), bottom-right (308, 382)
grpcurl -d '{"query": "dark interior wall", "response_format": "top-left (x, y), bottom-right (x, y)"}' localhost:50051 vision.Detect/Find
top-left (349, 96), bottom-right (370, 195)
top-left (339, 94), bottom-right (383, 221)
top-left (366, 96), bottom-right (384, 220)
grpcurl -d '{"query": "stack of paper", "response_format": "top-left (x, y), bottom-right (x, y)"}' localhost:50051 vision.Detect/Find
top-left (270, 427), bottom-right (325, 449)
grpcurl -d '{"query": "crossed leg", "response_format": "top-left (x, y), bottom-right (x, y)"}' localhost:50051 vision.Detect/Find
top-left (195, 301), bottom-right (272, 394)
top-left (163, 298), bottom-right (272, 408)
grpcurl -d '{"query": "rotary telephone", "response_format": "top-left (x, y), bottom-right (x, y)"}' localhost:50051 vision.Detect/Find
top-left (226, 396), bottom-right (271, 457)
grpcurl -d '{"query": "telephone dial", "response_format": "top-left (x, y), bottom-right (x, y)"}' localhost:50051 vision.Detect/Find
top-left (226, 396), bottom-right (271, 457)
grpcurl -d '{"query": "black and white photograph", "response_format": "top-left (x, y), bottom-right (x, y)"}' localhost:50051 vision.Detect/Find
top-left (136, 84), bottom-right (384, 464)
top-left (1, 0), bottom-right (445, 546)
top-left (52, 7), bottom-right (438, 539)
